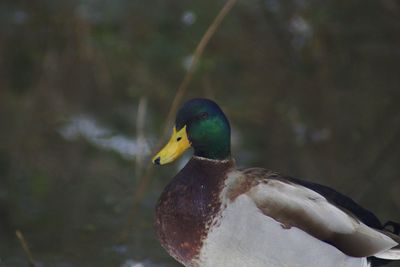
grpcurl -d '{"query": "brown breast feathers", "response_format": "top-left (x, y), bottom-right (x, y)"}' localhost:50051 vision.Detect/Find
top-left (155, 157), bottom-right (234, 266)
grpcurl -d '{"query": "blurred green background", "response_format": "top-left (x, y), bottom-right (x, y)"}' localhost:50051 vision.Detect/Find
top-left (1, 0), bottom-right (400, 266)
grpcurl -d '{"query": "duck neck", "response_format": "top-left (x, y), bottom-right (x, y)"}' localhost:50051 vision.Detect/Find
top-left (192, 135), bottom-right (231, 160)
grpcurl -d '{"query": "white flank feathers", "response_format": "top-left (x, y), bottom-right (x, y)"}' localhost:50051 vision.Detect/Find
top-left (198, 194), bottom-right (370, 267)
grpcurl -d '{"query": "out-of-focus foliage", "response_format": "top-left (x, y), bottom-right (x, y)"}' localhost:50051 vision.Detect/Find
top-left (1, 0), bottom-right (400, 266)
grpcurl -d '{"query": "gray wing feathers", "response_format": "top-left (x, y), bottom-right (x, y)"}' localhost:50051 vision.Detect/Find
top-left (245, 177), bottom-right (399, 258)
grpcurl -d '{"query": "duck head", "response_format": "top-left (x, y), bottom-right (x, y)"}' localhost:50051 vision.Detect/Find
top-left (152, 98), bottom-right (231, 165)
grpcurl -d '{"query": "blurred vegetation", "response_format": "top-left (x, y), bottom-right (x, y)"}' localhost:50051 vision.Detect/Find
top-left (1, 0), bottom-right (400, 266)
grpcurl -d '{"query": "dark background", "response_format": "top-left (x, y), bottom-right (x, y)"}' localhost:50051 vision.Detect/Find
top-left (1, 0), bottom-right (400, 266)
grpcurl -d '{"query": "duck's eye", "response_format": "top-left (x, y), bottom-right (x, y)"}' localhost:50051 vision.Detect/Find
top-left (200, 112), bottom-right (208, 119)
top-left (176, 137), bottom-right (182, 141)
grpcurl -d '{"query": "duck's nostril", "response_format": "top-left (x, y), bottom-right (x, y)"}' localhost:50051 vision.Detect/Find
top-left (154, 157), bottom-right (161, 165)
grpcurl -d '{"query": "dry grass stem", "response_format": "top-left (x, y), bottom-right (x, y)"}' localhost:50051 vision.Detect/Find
top-left (16, 230), bottom-right (36, 267)
top-left (162, 0), bottom-right (238, 137)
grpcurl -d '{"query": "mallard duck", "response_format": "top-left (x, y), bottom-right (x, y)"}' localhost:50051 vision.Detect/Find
top-left (152, 98), bottom-right (400, 267)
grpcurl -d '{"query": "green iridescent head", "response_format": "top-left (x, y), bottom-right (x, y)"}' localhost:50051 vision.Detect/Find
top-left (153, 98), bottom-right (231, 165)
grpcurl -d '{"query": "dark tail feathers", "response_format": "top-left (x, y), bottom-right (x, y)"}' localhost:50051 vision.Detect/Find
top-left (383, 221), bottom-right (400, 236)
top-left (369, 221), bottom-right (400, 267)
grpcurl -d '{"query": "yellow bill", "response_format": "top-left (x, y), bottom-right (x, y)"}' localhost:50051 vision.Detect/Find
top-left (152, 126), bottom-right (191, 165)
